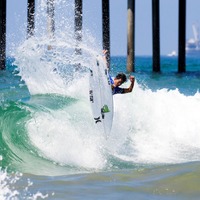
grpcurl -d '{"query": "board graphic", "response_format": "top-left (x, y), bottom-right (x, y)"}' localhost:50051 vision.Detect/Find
top-left (89, 57), bottom-right (113, 137)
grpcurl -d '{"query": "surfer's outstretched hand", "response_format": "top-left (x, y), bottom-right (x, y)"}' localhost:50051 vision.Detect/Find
top-left (102, 49), bottom-right (109, 69)
top-left (102, 49), bottom-right (108, 55)
top-left (129, 76), bottom-right (135, 83)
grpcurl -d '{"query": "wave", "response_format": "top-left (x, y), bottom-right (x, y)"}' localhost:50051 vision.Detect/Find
top-left (1, 82), bottom-right (200, 176)
top-left (0, 94), bottom-right (107, 175)
top-left (1, 0), bottom-right (200, 176)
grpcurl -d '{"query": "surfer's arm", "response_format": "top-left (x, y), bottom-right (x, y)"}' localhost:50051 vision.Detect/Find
top-left (102, 49), bottom-right (109, 69)
top-left (123, 76), bottom-right (135, 94)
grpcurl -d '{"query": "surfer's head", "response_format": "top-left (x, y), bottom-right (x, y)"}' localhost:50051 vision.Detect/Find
top-left (114, 73), bottom-right (127, 86)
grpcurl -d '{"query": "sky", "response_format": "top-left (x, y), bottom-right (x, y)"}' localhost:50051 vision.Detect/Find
top-left (6, 0), bottom-right (200, 56)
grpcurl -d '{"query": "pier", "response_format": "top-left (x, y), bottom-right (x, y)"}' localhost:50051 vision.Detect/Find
top-left (27, 0), bottom-right (35, 38)
top-left (102, 0), bottom-right (110, 68)
top-left (178, 0), bottom-right (186, 73)
top-left (75, 0), bottom-right (82, 55)
top-left (127, 0), bottom-right (135, 72)
top-left (152, 0), bottom-right (160, 72)
top-left (0, 0), bottom-right (6, 70)
top-left (0, 0), bottom-right (190, 72)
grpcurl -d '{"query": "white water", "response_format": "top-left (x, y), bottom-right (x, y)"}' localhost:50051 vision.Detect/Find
top-left (0, 169), bottom-right (49, 200)
top-left (23, 78), bottom-right (200, 170)
top-left (110, 84), bottom-right (200, 164)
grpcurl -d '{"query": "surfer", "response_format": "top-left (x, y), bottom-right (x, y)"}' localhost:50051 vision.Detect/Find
top-left (110, 73), bottom-right (135, 95)
top-left (102, 50), bottom-right (135, 95)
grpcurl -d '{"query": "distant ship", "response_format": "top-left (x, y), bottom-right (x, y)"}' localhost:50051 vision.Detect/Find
top-left (167, 50), bottom-right (177, 57)
top-left (186, 23), bottom-right (200, 56)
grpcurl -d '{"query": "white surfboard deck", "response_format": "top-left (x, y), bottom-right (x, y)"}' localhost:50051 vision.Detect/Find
top-left (89, 56), bottom-right (113, 137)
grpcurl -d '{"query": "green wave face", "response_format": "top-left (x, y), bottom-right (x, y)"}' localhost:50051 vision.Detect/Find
top-left (1, 101), bottom-right (32, 169)
top-left (0, 95), bottom-right (89, 176)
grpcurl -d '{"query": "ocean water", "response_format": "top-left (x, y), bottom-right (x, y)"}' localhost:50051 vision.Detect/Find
top-left (1, 1), bottom-right (200, 200)
top-left (1, 54), bottom-right (200, 200)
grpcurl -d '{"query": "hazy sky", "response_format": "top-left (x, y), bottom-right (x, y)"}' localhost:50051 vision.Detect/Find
top-left (6, 0), bottom-right (200, 56)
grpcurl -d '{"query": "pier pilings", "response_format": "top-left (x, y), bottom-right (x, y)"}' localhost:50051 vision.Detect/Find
top-left (47, 0), bottom-right (55, 42)
top-left (75, 0), bottom-right (82, 55)
top-left (127, 0), bottom-right (135, 72)
top-left (0, 0), bottom-right (6, 70)
top-left (152, 0), bottom-right (160, 72)
top-left (0, 1), bottom-right (194, 72)
top-left (27, 0), bottom-right (35, 38)
top-left (178, 0), bottom-right (186, 73)
top-left (102, 0), bottom-right (110, 68)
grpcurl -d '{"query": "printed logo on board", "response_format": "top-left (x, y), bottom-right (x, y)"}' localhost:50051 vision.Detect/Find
top-left (90, 69), bottom-right (93, 76)
top-left (96, 60), bottom-right (99, 66)
top-left (101, 105), bottom-right (110, 119)
top-left (107, 76), bottom-right (111, 85)
top-left (101, 105), bottom-right (110, 113)
top-left (94, 117), bottom-right (101, 123)
top-left (105, 69), bottom-right (108, 75)
top-left (89, 90), bottom-right (94, 103)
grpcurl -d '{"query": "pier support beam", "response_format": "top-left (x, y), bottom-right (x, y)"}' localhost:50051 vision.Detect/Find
top-left (178, 0), bottom-right (186, 73)
top-left (0, 0), bottom-right (6, 70)
top-left (27, 0), bottom-right (35, 38)
top-left (127, 0), bottom-right (135, 72)
top-left (47, 0), bottom-right (55, 50)
top-left (75, 0), bottom-right (82, 55)
top-left (152, 0), bottom-right (160, 72)
top-left (102, 0), bottom-right (110, 68)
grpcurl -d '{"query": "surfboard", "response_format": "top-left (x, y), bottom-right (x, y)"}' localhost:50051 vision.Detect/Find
top-left (89, 56), bottom-right (113, 137)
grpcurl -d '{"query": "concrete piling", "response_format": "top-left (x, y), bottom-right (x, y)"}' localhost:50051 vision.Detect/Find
top-left (127, 0), bottom-right (135, 72)
top-left (178, 0), bottom-right (186, 73)
top-left (152, 0), bottom-right (160, 72)
top-left (27, 0), bottom-right (35, 38)
top-left (0, 0), bottom-right (6, 70)
top-left (75, 0), bottom-right (82, 55)
top-left (102, 0), bottom-right (110, 68)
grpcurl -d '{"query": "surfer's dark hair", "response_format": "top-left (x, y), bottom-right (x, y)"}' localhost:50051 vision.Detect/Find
top-left (115, 73), bottom-right (127, 83)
